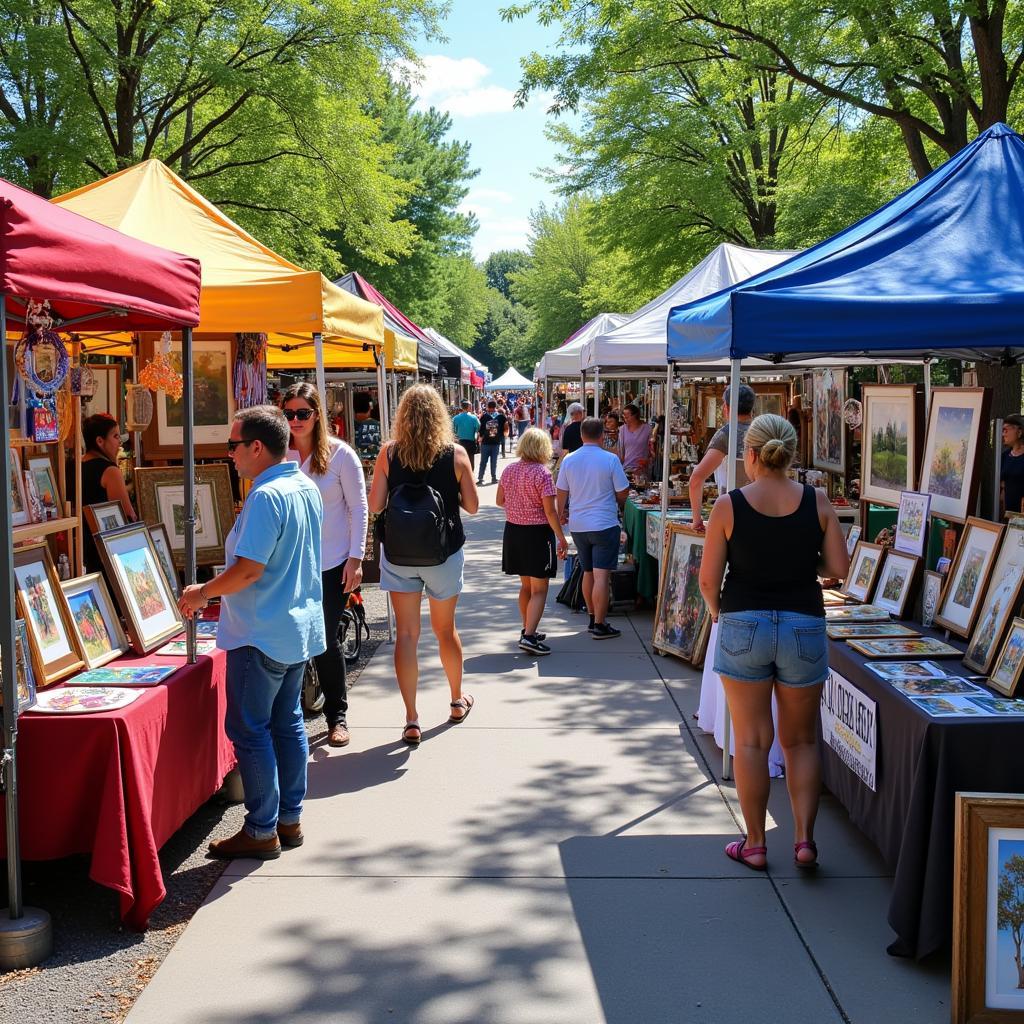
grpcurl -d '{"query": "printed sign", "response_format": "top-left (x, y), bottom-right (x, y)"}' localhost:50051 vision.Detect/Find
top-left (820, 670), bottom-right (877, 791)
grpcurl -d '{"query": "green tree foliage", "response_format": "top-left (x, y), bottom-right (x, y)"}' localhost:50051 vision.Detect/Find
top-left (430, 255), bottom-right (491, 351)
top-left (474, 286), bottom-right (532, 373)
top-left (484, 249), bottom-right (531, 300)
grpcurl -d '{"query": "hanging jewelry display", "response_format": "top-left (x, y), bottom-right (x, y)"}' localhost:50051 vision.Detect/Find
top-left (68, 340), bottom-right (97, 398)
top-left (14, 300), bottom-right (70, 394)
top-left (233, 332), bottom-right (268, 409)
top-left (138, 331), bottom-right (184, 400)
top-left (125, 383), bottom-right (155, 431)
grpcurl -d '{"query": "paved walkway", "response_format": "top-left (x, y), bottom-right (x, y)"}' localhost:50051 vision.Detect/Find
top-left (126, 483), bottom-right (950, 1024)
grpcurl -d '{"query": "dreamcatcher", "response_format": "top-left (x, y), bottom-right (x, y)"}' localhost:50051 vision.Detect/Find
top-left (13, 300), bottom-right (71, 441)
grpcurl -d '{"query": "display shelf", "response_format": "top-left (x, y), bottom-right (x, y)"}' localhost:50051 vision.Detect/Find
top-left (13, 516), bottom-right (78, 546)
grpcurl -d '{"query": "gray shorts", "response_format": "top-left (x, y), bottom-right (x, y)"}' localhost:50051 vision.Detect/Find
top-left (379, 547), bottom-right (465, 601)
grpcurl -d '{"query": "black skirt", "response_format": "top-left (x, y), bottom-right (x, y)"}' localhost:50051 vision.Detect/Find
top-left (502, 522), bottom-right (557, 579)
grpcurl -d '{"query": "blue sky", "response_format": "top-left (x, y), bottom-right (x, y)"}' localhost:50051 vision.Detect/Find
top-left (405, 1), bottom-right (577, 260)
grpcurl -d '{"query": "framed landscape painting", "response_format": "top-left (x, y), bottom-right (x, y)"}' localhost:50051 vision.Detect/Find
top-left (988, 618), bottom-right (1024, 697)
top-left (922, 570), bottom-right (943, 628)
top-left (653, 523), bottom-right (709, 663)
top-left (872, 551), bottom-right (919, 618)
top-left (812, 369), bottom-right (845, 474)
top-left (963, 518), bottom-right (1024, 675)
top-left (860, 385), bottom-right (921, 506)
top-left (918, 388), bottom-right (990, 522)
top-left (894, 491), bottom-right (931, 557)
top-left (842, 541), bottom-right (884, 602)
top-left (60, 573), bottom-right (129, 669)
top-left (148, 523), bottom-right (182, 599)
top-left (935, 518), bottom-right (1004, 638)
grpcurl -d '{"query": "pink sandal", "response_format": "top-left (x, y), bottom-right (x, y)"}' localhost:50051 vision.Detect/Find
top-left (725, 838), bottom-right (767, 872)
top-left (794, 840), bottom-right (818, 869)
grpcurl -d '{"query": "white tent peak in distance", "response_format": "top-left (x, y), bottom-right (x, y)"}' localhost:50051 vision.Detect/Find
top-left (486, 367), bottom-right (534, 390)
top-left (535, 312), bottom-right (631, 379)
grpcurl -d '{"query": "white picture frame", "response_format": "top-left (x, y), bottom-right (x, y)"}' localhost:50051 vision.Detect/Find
top-left (872, 551), bottom-right (919, 618)
top-left (842, 541), bottom-right (884, 603)
top-left (9, 447), bottom-right (31, 527)
top-left (894, 491), bottom-right (931, 557)
top-left (918, 388), bottom-right (989, 523)
top-left (860, 385), bottom-right (919, 506)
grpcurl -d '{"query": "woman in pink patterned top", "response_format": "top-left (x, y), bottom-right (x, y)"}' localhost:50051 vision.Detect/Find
top-left (497, 428), bottom-right (569, 655)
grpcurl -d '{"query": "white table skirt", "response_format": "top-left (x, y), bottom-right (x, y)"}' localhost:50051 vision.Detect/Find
top-left (696, 621), bottom-right (786, 778)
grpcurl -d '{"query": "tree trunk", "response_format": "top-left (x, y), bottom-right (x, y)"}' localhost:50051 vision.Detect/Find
top-left (976, 362), bottom-right (1021, 519)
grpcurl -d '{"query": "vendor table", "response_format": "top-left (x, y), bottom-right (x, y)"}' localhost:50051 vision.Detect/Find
top-left (1, 646), bottom-right (234, 930)
top-left (823, 633), bottom-right (1024, 960)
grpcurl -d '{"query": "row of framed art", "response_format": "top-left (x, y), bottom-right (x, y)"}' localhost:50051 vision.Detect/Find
top-left (8, 447), bottom-right (63, 524)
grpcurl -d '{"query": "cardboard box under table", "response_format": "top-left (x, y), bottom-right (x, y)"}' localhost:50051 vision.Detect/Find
top-left (0, 646), bottom-right (235, 930)
top-left (821, 628), bottom-right (1024, 959)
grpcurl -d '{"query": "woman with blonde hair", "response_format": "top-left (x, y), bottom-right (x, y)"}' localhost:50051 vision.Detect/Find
top-left (283, 381), bottom-right (368, 748)
top-left (497, 427), bottom-right (568, 655)
top-left (699, 413), bottom-right (849, 871)
top-left (368, 384), bottom-right (479, 745)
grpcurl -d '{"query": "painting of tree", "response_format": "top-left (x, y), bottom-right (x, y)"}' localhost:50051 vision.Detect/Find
top-left (998, 851), bottom-right (1024, 990)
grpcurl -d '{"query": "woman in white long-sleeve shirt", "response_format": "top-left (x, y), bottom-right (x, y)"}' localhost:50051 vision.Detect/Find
top-left (283, 382), bottom-right (369, 747)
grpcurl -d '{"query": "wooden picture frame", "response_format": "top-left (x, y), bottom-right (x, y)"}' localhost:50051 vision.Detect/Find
top-left (140, 334), bottom-right (235, 459)
top-left (9, 447), bottom-right (31, 527)
top-left (82, 363), bottom-right (123, 429)
top-left (84, 499), bottom-right (128, 536)
top-left (845, 524), bottom-right (861, 556)
top-left (860, 385), bottom-right (922, 506)
top-left (812, 368), bottom-right (845, 474)
top-left (953, 793), bottom-right (1024, 1022)
top-left (964, 519), bottom-right (1024, 675)
top-left (12, 544), bottom-right (85, 686)
top-left (845, 636), bottom-right (961, 658)
top-left (825, 622), bottom-right (919, 640)
top-left (988, 618), bottom-right (1024, 697)
top-left (25, 454), bottom-right (61, 520)
top-left (936, 517), bottom-right (1005, 638)
top-left (919, 387), bottom-right (990, 523)
top-left (842, 541), bottom-right (885, 602)
top-left (95, 523), bottom-right (184, 653)
top-left (1, 619), bottom-right (39, 714)
top-left (60, 573), bottom-right (130, 669)
top-left (894, 490), bottom-right (931, 557)
top-left (134, 463), bottom-right (235, 567)
top-left (922, 569), bottom-right (943, 628)
top-left (653, 523), bottom-right (708, 663)
top-left (872, 550), bottom-right (919, 619)
top-left (148, 522), bottom-right (182, 599)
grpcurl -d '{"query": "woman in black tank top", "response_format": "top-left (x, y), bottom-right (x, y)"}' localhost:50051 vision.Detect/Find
top-left (699, 414), bottom-right (850, 872)
top-left (368, 385), bottom-right (479, 747)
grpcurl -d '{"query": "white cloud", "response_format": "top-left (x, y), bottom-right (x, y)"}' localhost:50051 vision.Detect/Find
top-left (399, 55), bottom-right (518, 118)
top-left (471, 216), bottom-right (532, 260)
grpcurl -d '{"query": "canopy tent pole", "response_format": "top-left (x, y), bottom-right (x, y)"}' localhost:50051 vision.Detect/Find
top-left (593, 366), bottom-right (601, 417)
top-left (374, 348), bottom-right (394, 644)
top-left (721, 357), bottom-right (742, 781)
top-left (182, 327), bottom-right (198, 666)
top-left (0, 296), bottom-right (53, 968)
top-left (923, 358), bottom-right (932, 413)
top-left (659, 364), bottom-right (673, 568)
top-left (313, 333), bottom-right (327, 404)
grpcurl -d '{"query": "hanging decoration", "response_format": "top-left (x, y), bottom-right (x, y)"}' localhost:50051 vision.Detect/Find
top-left (69, 339), bottom-right (97, 398)
top-left (233, 333), bottom-right (268, 409)
top-left (14, 300), bottom-right (70, 395)
top-left (843, 398), bottom-right (863, 429)
top-left (125, 383), bottom-right (155, 431)
top-left (55, 388), bottom-right (73, 443)
top-left (138, 331), bottom-right (184, 400)
top-left (28, 393), bottom-right (59, 442)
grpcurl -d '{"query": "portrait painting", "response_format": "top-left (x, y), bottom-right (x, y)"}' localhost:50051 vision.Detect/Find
top-left (963, 520), bottom-right (1024, 676)
top-left (812, 369), bottom-right (844, 474)
top-left (654, 525), bottom-right (709, 663)
top-left (860, 385), bottom-right (919, 506)
top-left (936, 518), bottom-right (1004, 637)
top-left (919, 388), bottom-right (989, 522)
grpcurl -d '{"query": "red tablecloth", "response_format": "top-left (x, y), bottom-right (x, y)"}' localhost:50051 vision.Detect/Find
top-left (1, 647), bottom-right (235, 929)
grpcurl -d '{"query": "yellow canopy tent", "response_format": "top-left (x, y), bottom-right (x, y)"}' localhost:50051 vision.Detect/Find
top-left (52, 160), bottom-right (384, 370)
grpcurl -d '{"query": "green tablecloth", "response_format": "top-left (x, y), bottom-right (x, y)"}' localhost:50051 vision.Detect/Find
top-left (623, 499), bottom-right (660, 600)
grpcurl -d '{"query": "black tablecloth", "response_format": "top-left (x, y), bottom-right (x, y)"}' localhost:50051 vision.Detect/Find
top-left (823, 632), bottom-right (1024, 960)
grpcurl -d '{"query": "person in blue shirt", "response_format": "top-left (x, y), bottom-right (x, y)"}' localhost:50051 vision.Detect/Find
top-left (179, 405), bottom-right (326, 860)
top-left (452, 400), bottom-right (481, 472)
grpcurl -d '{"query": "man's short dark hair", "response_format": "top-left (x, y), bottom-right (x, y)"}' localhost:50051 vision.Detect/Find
top-left (623, 403), bottom-right (641, 419)
top-left (723, 384), bottom-right (756, 416)
top-left (236, 405), bottom-right (289, 457)
top-left (487, 400), bottom-right (496, 410)
top-left (461, 400), bottom-right (471, 410)
top-left (581, 416), bottom-right (604, 441)
top-left (353, 392), bottom-right (372, 415)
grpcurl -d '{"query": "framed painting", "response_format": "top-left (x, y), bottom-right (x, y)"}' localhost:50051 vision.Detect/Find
top-left (845, 524), bottom-right (861, 556)
top-left (872, 551), bottom-right (919, 619)
top-left (84, 499), bottom-right (128, 536)
top-left (845, 636), bottom-right (961, 658)
top-left (860, 385), bottom-right (922, 506)
top-left (826, 622), bottom-right (919, 640)
top-left (148, 522), bottom-right (182, 599)
top-left (825, 603), bottom-right (891, 622)
top-left (894, 491), bottom-right (931, 557)
top-left (141, 335), bottom-right (235, 458)
top-left (963, 519), bottom-right (1024, 675)
top-left (12, 544), bottom-right (85, 686)
top-left (936, 518), bottom-right (1004, 638)
top-left (812, 368), bottom-right (844, 474)
top-left (988, 618), bottom-right (1024, 697)
top-left (134, 463), bottom-right (235, 567)
top-left (26, 454), bottom-right (61, 520)
top-left (842, 541), bottom-right (885, 602)
top-left (922, 570), bottom-right (943, 628)
top-left (60, 573), bottom-right (129, 669)
top-left (653, 523), bottom-right (708, 663)
top-left (82, 363), bottom-right (122, 429)
top-left (918, 387), bottom-right (990, 522)
top-left (952, 793), bottom-right (1024, 1022)
top-left (0, 620), bottom-right (39, 714)
top-left (95, 523), bottom-right (184, 653)
top-left (9, 447), bottom-right (31, 527)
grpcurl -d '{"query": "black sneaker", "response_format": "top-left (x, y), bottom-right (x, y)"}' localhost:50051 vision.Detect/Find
top-left (518, 634), bottom-right (551, 655)
top-left (591, 623), bottom-right (621, 640)
top-left (521, 628), bottom-right (546, 642)
top-left (587, 616), bottom-right (596, 634)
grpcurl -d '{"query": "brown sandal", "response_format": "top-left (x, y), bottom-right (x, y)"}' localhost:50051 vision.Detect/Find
top-left (448, 695), bottom-right (474, 723)
top-left (401, 722), bottom-right (421, 746)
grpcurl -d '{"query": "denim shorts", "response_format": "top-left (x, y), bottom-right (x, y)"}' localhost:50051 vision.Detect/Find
top-left (571, 525), bottom-right (621, 572)
top-left (713, 610), bottom-right (828, 687)
top-left (379, 547), bottom-right (465, 601)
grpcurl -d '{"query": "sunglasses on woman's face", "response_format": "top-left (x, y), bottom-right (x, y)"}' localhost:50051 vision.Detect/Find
top-left (283, 408), bottom-right (315, 422)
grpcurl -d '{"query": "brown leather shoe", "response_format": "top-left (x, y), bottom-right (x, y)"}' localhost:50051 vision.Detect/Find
top-left (328, 723), bottom-right (350, 747)
top-left (277, 821), bottom-right (304, 848)
top-left (208, 827), bottom-right (281, 860)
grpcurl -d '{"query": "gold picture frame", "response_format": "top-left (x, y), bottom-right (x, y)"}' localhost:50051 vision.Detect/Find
top-left (60, 573), bottom-right (130, 669)
top-left (935, 517), bottom-right (1004, 638)
top-left (653, 522), bottom-right (708, 663)
top-left (963, 519), bottom-right (1024, 676)
top-left (988, 617), bottom-right (1024, 698)
top-left (842, 541), bottom-right (885, 602)
top-left (84, 499), bottom-right (128, 536)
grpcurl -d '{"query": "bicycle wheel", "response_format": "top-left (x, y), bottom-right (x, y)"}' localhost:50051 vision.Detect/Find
top-left (301, 659), bottom-right (325, 715)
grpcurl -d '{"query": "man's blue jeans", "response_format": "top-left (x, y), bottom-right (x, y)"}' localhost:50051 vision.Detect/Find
top-left (478, 443), bottom-right (500, 482)
top-left (225, 646), bottom-right (308, 840)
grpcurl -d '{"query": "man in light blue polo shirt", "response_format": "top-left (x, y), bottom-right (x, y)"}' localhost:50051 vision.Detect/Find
top-left (179, 405), bottom-right (325, 860)
top-left (452, 400), bottom-right (480, 472)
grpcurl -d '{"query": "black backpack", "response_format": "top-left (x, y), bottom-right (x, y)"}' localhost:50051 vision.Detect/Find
top-left (382, 453), bottom-right (451, 567)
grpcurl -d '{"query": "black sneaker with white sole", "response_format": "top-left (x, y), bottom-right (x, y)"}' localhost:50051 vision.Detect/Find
top-left (520, 628), bottom-right (546, 642)
top-left (591, 623), bottom-right (621, 640)
top-left (518, 634), bottom-right (552, 655)
top-left (587, 616), bottom-right (596, 634)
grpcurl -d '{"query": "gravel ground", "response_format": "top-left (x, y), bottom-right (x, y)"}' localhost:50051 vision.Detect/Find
top-left (0, 586), bottom-right (390, 1024)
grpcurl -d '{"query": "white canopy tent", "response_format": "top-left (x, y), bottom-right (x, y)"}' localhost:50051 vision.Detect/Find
top-left (535, 312), bottom-right (629, 379)
top-left (486, 366), bottom-right (534, 390)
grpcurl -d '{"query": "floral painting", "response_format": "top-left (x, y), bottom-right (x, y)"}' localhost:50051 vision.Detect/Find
top-left (65, 590), bottom-right (114, 661)
top-left (117, 548), bottom-right (169, 621)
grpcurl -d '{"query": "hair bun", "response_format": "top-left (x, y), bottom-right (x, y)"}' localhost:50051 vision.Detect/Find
top-left (760, 438), bottom-right (787, 468)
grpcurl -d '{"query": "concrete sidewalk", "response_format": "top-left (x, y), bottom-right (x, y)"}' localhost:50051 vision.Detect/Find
top-left (125, 484), bottom-right (950, 1024)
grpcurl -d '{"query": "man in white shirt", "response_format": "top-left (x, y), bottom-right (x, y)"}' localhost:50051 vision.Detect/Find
top-left (556, 417), bottom-right (630, 639)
